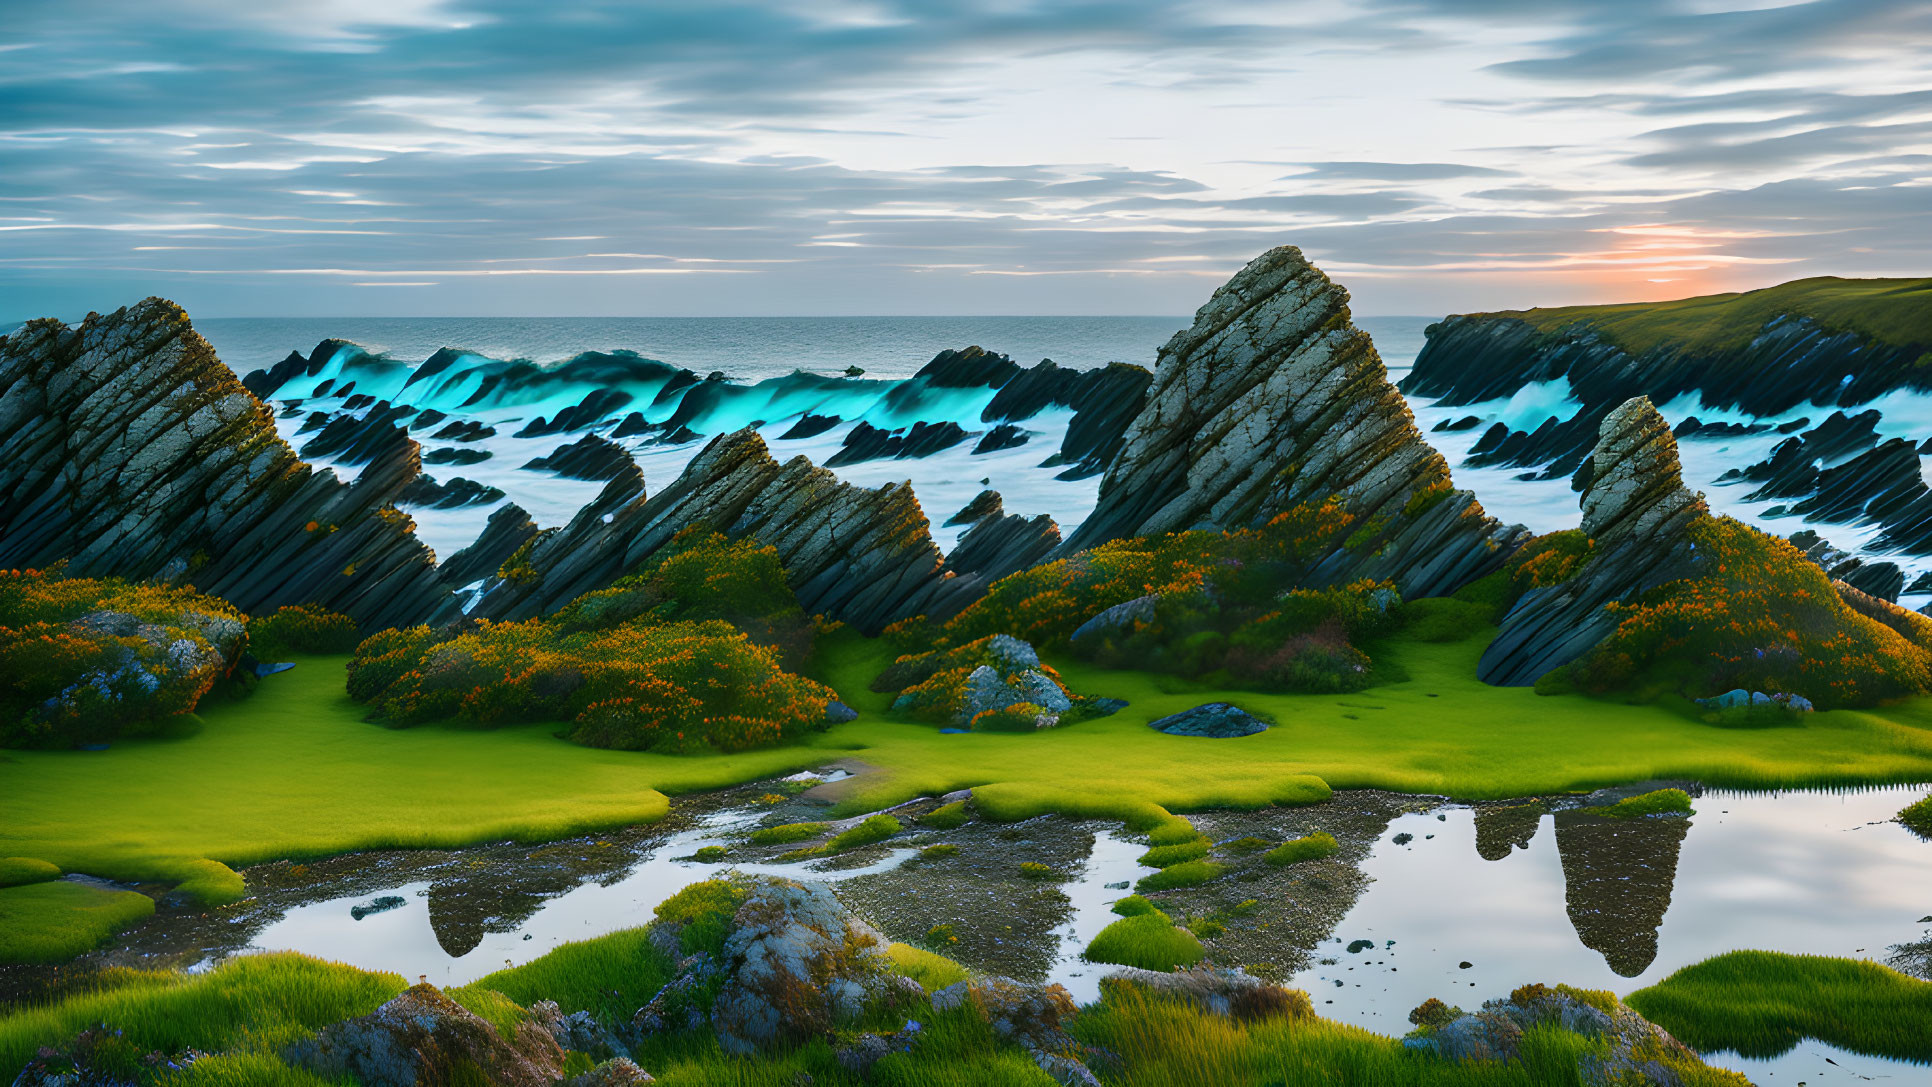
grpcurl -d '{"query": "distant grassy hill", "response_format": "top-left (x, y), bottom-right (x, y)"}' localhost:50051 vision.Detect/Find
top-left (1468, 277), bottom-right (1932, 358)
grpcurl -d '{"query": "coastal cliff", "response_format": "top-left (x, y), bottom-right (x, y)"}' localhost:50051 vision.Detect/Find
top-left (1404, 278), bottom-right (1932, 477)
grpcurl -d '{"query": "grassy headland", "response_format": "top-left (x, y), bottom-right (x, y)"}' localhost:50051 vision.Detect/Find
top-left (1471, 276), bottom-right (1932, 357)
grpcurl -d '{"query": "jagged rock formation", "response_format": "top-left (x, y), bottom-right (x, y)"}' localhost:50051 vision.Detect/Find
top-left (1787, 530), bottom-right (1903, 602)
top-left (438, 503), bottom-right (539, 587)
top-left (285, 982), bottom-right (568, 1086)
top-left (523, 433), bottom-right (636, 481)
top-left (825, 420), bottom-right (972, 466)
top-left (945, 507), bottom-right (1060, 584)
top-left (1061, 246), bottom-right (1524, 597)
top-left (396, 474), bottom-right (505, 509)
top-left (465, 429), bottom-right (977, 633)
top-left (1480, 397), bottom-right (1708, 685)
top-left (945, 489), bottom-right (1005, 527)
top-left (0, 300), bottom-right (450, 629)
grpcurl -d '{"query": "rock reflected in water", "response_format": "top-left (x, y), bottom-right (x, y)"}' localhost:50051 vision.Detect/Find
top-left (1555, 809), bottom-right (1690, 977)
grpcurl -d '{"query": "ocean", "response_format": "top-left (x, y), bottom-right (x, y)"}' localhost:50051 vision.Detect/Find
top-left (195, 314), bottom-right (1437, 385)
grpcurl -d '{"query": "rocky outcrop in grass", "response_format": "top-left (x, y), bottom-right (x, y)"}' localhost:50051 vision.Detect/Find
top-left (465, 428), bottom-right (977, 633)
top-left (0, 300), bottom-right (449, 630)
top-left (1063, 246), bottom-right (1523, 597)
top-left (1480, 396), bottom-right (1706, 686)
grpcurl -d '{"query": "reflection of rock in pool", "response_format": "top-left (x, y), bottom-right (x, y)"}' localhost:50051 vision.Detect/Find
top-left (1473, 802), bottom-right (1546, 861)
top-left (427, 882), bottom-right (489, 958)
top-left (349, 895), bottom-right (406, 921)
top-left (1554, 809), bottom-right (1690, 976)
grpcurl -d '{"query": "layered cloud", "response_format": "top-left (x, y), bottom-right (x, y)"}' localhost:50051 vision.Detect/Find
top-left (2, 0), bottom-right (1927, 318)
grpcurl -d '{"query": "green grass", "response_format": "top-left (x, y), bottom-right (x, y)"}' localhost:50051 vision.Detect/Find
top-left (749, 822), bottom-right (829, 845)
top-left (1084, 912), bottom-right (1205, 971)
top-left (455, 927), bottom-right (674, 1028)
top-left (0, 655), bottom-right (824, 909)
top-left (1264, 831), bottom-right (1340, 866)
top-left (1900, 792), bottom-right (1932, 838)
top-left (885, 942), bottom-right (970, 990)
top-left (0, 880), bottom-right (154, 965)
top-left (822, 813), bottom-right (901, 853)
top-left (919, 800), bottom-right (970, 829)
top-left (14, 624), bottom-right (1932, 964)
top-left (1072, 985), bottom-right (1749, 1087)
top-left (1111, 894), bottom-right (1158, 917)
top-left (1135, 859), bottom-right (1224, 893)
top-left (1601, 788), bottom-right (1695, 818)
top-left (1627, 951), bottom-right (1932, 1063)
top-left (0, 857), bottom-right (59, 887)
top-left (1139, 837), bottom-right (1211, 868)
top-left (0, 952), bottom-right (404, 1077)
top-left (1475, 276), bottom-right (1932, 356)
top-left (0, 881), bottom-right (156, 963)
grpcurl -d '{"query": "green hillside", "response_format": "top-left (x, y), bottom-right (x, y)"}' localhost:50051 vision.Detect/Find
top-left (1469, 276), bottom-right (1932, 357)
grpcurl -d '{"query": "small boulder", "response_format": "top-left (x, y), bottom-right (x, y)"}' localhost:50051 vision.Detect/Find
top-left (710, 880), bottom-right (916, 1054)
top-left (564, 1058), bottom-right (656, 1086)
top-left (1070, 594), bottom-right (1159, 644)
top-left (284, 983), bottom-right (566, 1087)
top-left (824, 700), bottom-right (859, 724)
top-left (1149, 703), bottom-right (1269, 738)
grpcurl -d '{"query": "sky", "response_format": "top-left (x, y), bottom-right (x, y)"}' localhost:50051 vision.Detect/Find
top-left (2, 0), bottom-right (1929, 320)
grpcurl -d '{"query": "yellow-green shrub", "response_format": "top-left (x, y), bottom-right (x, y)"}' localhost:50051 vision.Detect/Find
top-left (0, 568), bottom-right (246, 748)
top-left (246, 604), bottom-right (359, 659)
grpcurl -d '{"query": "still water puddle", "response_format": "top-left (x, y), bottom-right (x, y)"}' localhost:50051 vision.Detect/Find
top-left (155, 781), bottom-right (1930, 1084)
top-left (1294, 785), bottom-right (1932, 1084)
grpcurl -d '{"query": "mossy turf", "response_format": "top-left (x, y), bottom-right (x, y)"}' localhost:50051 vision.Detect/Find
top-left (11, 625), bottom-right (1932, 964)
top-left (1084, 912), bottom-right (1205, 971)
top-left (0, 952), bottom-right (405, 1077)
top-left (1474, 276), bottom-right (1932, 356)
top-left (0, 881), bottom-right (156, 964)
top-left (0, 857), bottom-right (60, 888)
top-left (1627, 951), bottom-right (1932, 1063)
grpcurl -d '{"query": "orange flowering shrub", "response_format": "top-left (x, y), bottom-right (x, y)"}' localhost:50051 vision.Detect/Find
top-left (1566, 517), bottom-right (1932, 707)
top-left (550, 531), bottom-right (816, 666)
top-left (941, 496), bottom-right (1361, 653)
top-left (1451, 530), bottom-right (1594, 620)
top-left (970, 702), bottom-right (1051, 731)
top-left (0, 567), bottom-right (246, 748)
top-left (248, 604), bottom-right (360, 659)
top-left (350, 616), bottom-right (836, 752)
top-left (1078, 579), bottom-right (1402, 693)
top-left (350, 533), bottom-right (834, 751)
top-left (916, 497), bottom-right (1404, 693)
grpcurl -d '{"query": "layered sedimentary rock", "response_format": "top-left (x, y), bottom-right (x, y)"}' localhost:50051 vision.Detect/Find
top-left (1061, 245), bottom-right (1524, 597)
top-left (465, 429), bottom-right (975, 632)
top-left (1480, 397), bottom-right (1708, 685)
top-left (0, 300), bottom-right (449, 629)
top-left (437, 503), bottom-right (539, 588)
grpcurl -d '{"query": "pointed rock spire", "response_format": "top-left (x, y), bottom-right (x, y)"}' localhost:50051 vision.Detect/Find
top-left (1480, 395), bottom-right (1709, 686)
top-left (1060, 245), bottom-right (1524, 597)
